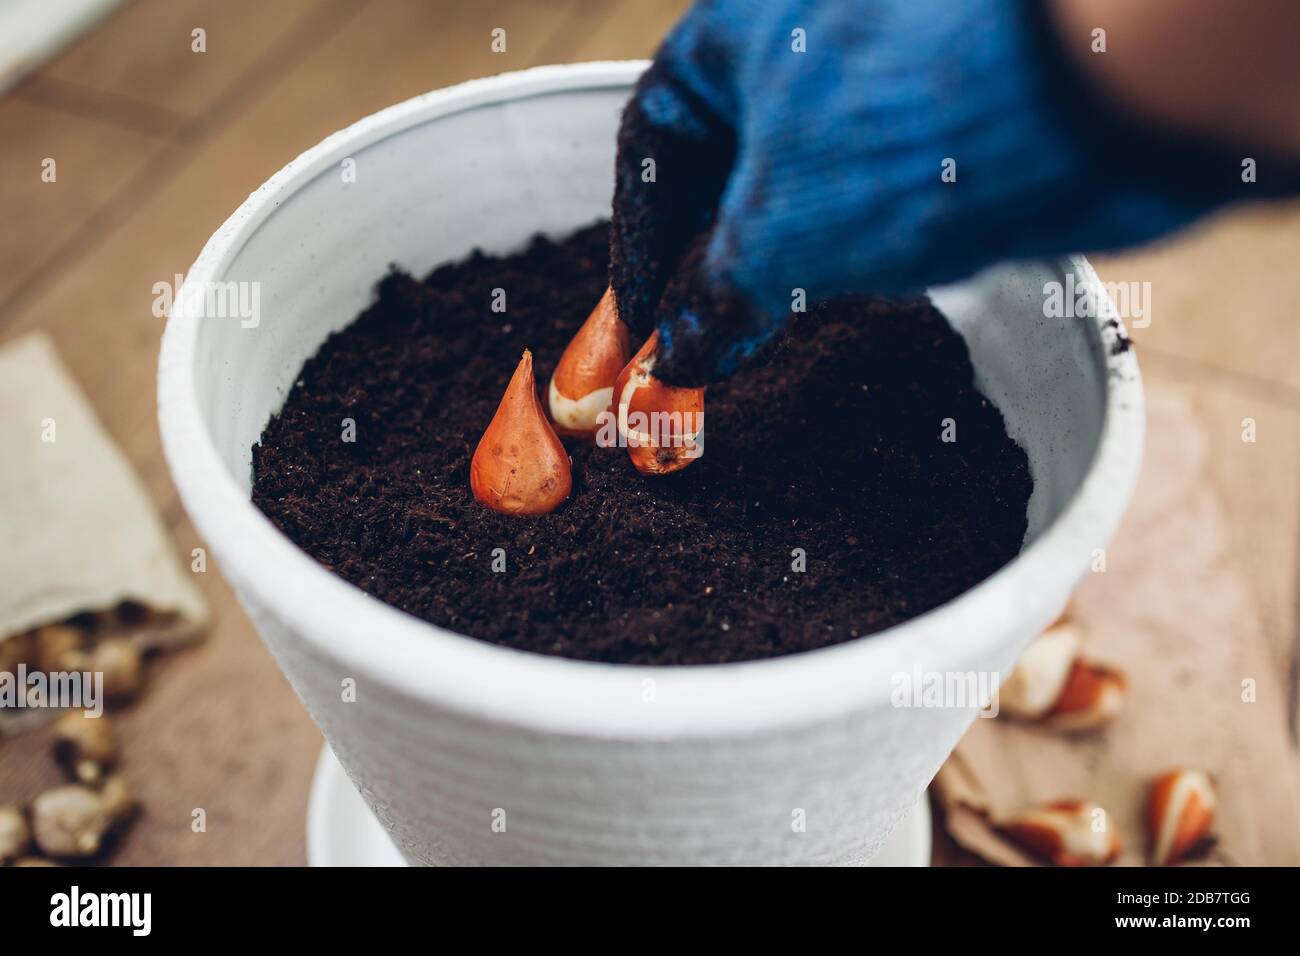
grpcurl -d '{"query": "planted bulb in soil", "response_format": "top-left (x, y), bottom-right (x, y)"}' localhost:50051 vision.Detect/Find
top-left (470, 349), bottom-right (572, 516)
top-left (548, 286), bottom-right (629, 437)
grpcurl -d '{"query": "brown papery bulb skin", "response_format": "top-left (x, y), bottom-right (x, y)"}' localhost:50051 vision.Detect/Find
top-left (610, 331), bottom-right (705, 476)
top-left (548, 287), bottom-right (631, 437)
top-left (1045, 659), bottom-right (1127, 731)
top-left (470, 350), bottom-right (572, 515)
top-left (1146, 769), bottom-right (1216, 866)
top-left (999, 799), bottom-right (1122, 867)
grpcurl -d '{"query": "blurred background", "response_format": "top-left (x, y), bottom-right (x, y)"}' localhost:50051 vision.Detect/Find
top-left (1, 0), bottom-right (1297, 864)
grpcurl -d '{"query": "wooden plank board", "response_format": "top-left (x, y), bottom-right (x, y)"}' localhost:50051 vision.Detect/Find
top-left (562, 0), bottom-right (686, 59)
top-left (39, 0), bottom-right (327, 119)
top-left (0, 96), bottom-right (168, 304)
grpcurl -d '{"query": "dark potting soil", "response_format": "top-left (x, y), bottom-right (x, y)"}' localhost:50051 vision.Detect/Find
top-left (251, 222), bottom-right (1032, 665)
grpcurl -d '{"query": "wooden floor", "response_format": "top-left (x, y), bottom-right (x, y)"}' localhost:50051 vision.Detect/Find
top-left (1, 0), bottom-right (1297, 865)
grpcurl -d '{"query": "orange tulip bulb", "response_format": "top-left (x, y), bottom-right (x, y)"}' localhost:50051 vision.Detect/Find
top-left (470, 350), bottom-right (572, 515)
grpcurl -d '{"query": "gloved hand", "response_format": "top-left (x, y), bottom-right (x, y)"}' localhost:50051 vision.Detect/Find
top-left (611, 0), bottom-right (1279, 386)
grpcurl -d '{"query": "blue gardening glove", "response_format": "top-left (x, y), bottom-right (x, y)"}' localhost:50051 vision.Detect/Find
top-left (611, 0), bottom-right (1296, 386)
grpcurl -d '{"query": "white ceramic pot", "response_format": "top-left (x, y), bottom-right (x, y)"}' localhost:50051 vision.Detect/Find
top-left (158, 62), bottom-right (1144, 865)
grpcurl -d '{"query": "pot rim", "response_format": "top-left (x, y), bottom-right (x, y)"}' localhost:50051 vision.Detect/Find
top-left (158, 61), bottom-right (1145, 739)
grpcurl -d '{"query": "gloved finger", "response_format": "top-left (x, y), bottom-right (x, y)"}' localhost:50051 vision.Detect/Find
top-left (649, 233), bottom-right (785, 387)
top-left (609, 48), bottom-right (736, 340)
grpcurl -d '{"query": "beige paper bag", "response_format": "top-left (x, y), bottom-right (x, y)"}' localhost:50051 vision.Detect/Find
top-left (933, 387), bottom-right (1300, 866)
top-left (0, 332), bottom-right (207, 659)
